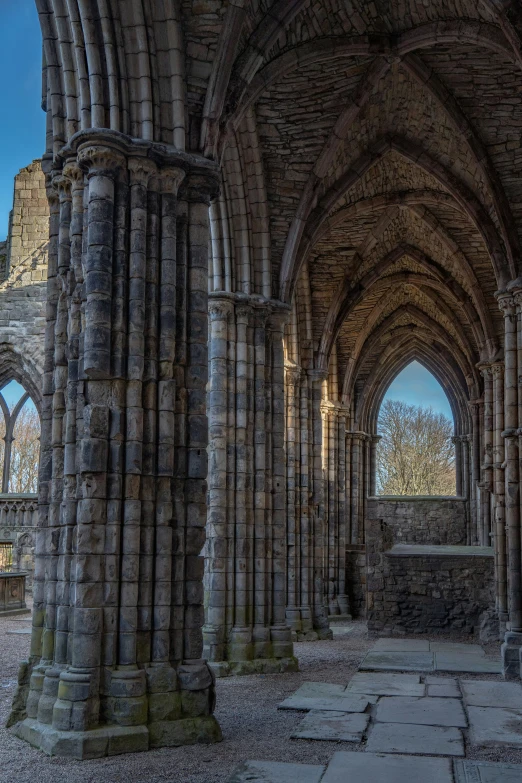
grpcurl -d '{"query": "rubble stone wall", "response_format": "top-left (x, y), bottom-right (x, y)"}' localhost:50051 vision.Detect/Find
top-left (366, 516), bottom-right (495, 635)
top-left (0, 160), bottom-right (48, 591)
top-left (0, 159), bottom-right (47, 394)
top-left (367, 496), bottom-right (468, 546)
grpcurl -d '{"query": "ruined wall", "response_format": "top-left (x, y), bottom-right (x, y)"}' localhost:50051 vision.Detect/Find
top-left (366, 517), bottom-right (495, 636)
top-left (0, 160), bottom-right (47, 394)
top-left (0, 160), bottom-right (48, 592)
top-left (367, 496), bottom-right (468, 546)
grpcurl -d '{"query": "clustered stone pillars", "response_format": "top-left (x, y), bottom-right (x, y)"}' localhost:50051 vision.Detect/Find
top-left (497, 284), bottom-right (522, 678)
top-left (203, 293), bottom-right (297, 675)
top-left (8, 130), bottom-right (222, 758)
top-left (282, 366), bottom-right (332, 641)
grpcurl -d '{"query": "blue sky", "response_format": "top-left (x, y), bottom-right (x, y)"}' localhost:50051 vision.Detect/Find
top-left (0, 1), bottom-right (45, 241)
top-left (0, 379), bottom-right (37, 414)
top-left (381, 360), bottom-right (454, 422)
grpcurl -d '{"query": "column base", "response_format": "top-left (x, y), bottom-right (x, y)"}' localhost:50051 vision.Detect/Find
top-left (286, 607), bottom-right (332, 642)
top-left (208, 656), bottom-right (298, 678)
top-left (11, 715), bottom-right (221, 759)
top-left (501, 631), bottom-right (522, 680)
top-left (293, 629), bottom-right (320, 642)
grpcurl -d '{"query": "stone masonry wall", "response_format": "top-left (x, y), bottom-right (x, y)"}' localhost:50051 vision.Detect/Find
top-left (0, 160), bottom-right (48, 591)
top-left (366, 517), bottom-right (495, 636)
top-left (367, 496), bottom-right (468, 545)
top-left (0, 160), bottom-right (47, 393)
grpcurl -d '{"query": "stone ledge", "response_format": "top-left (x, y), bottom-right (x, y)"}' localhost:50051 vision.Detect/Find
top-left (387, 545), bottom-right (494, 558)
top-left (370, 496), bottom-right (466, 502)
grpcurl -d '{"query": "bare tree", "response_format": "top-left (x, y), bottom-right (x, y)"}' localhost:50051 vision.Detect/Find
top-left (8, 404), bottom-right (40, 494)
top-left (377, 399), bottom-right (456, 496)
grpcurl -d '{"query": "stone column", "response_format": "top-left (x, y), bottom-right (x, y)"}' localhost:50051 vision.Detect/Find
top-left (319, 401), bottom-right (349, 619)
top-left (204, 297), bottom-right (234, 664)
top-left (350, 433), bottom-right (365, 544)
top-left (462, 436), bottom-right (472, 544)
top-left (285, 362), bottom-right (301, 633)
top-left (308, 369), bottom-right (331, 638)
top-left (323, 401), bottom-right (338, 615)
top-left (453, 435), bottom-right (463, 497)
top-left (469, 400), bottom-right (482, 545)
top-left (345, 431), bottom-right (353, 543)
top-left (499, 291), bottom-right (522, 677)
top-left (299, 370), bottom-right (314, 635)
top-left (480, 366), bottom-right (494, 547)
top-left (369, 436), bottom-right (381, 497)
top-left (204, 296), bottom-right (297, 675)
top-left (267, 308), bottom-right (296, 663)
top-left (336, 409), bottom-right (350, 616)
top-left (9, 132), bottom-right (222, 758)
top-left (492, 361), bottom-right (508, 630)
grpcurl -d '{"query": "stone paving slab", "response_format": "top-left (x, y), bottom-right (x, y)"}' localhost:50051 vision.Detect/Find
top-left (293, 682), bottom-right (348, 698)
top-left (468, 706), bottom-right (522, 747)
top-left (322, 752), bottom-right (454, 783)
top-left (372, 638), bottom-right (431, 652)
top-left (453, 759), bottom-right (522, 782)
top-left (291, 710), bottom-right (369, 742)
top-left (278, 694), bottom-right (369, 712)
top-left (347, 672), bottom-right (425, 696)
top-left (365, 722), bottom-right (465, 756)
top-left (461, 680), bottom-right (522, 709)
top-left (427, 682), bottom-right (461, 698)
top-left (434, 653), bottom-right (501, 673)
top-left (228, 760), bottom-right (325, 783)
top-left (430, 642), bottom-right (485, 656)
top-left (359, 651), bottom-right (434, 672)
top-left (375, 696), bottom-right (467, 727)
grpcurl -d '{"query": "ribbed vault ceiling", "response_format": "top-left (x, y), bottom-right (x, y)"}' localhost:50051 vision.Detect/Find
top-left (206, 0), bottom-right (522, 422)
top-left (36, 0), bottom-right (522, 421)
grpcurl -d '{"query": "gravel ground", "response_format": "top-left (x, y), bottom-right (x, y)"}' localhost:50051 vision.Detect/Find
top-left (1, 617), bottom-right (522, 783)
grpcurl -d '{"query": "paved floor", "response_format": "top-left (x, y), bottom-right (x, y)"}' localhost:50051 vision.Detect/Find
top-left (228, 640), bottom-right (522, 782)
top-left (360, 637), bottom-right (502, 674)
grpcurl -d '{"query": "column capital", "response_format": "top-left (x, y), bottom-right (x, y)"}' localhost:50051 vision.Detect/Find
top-left (158, 165), bottom-right (186, 194)
top-left (496, 289), bottom-right (516, 316)
top-left (128, 156), bottom-right (158, 186)
top-left (478, 363), bottom-right (493, 379)
top-left (62, 160), bottom-right (84, 191)
top-left (208, 297), bottom-right (234, 320)
top-left (349, 430), bottom-right (367, 443)
top-left (320, 399), bottom-right (337, 414)
top-left (77, 143), bottom-right (127, 177)
top-left (51, 172), bottom-right (72, 199)
top-left (235, 303), bottom-right (252, 325)
top-left (284, 362), bottom-right (303, 387)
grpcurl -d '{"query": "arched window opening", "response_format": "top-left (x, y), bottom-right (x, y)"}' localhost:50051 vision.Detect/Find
top-left (0, 380), bottom-right (40, 495)
top-left (376, 361), bottom-right (456, 497)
